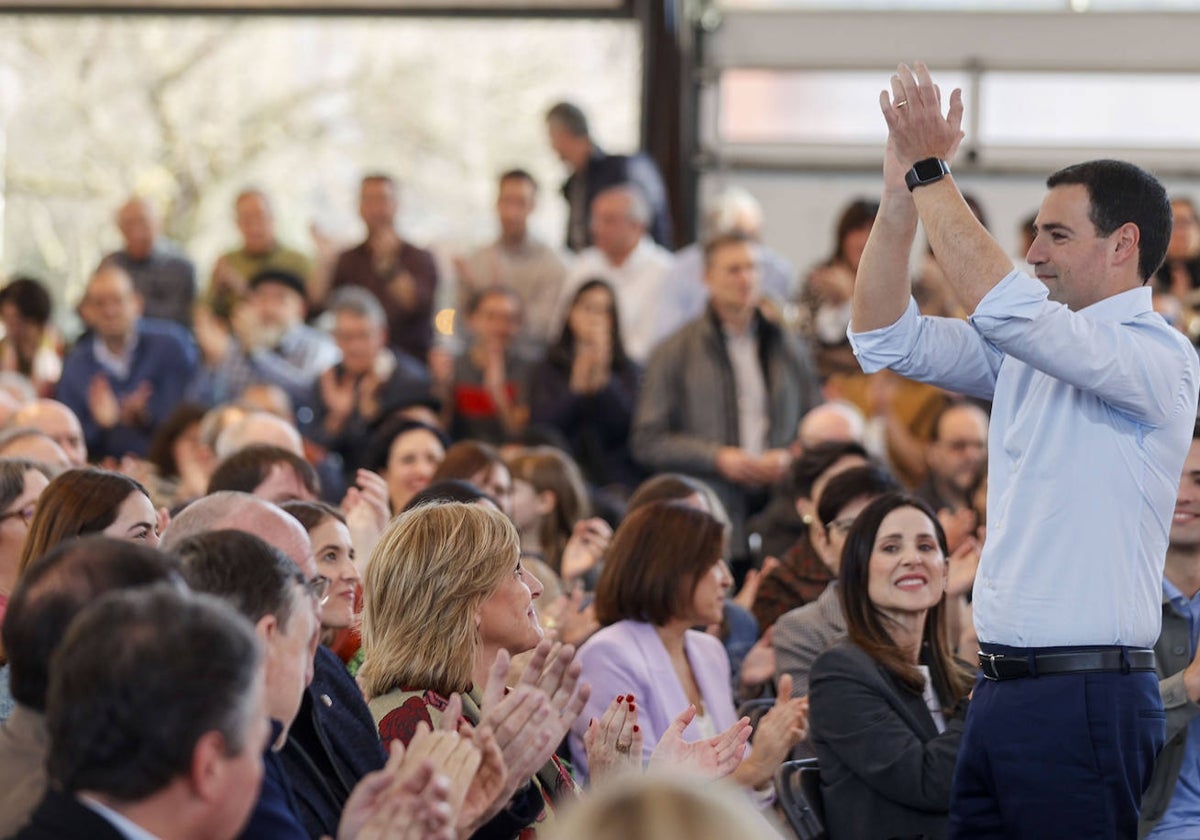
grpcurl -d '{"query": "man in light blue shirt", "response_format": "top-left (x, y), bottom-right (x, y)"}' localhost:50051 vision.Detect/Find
top-left (851, 63), bottom-right (1199, 839)
top-left (1142, 423), bottom-right (1200, 838)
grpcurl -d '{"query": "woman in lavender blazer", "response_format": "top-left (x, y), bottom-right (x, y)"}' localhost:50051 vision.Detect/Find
top-left (568, 500), bottom-right (808, 790)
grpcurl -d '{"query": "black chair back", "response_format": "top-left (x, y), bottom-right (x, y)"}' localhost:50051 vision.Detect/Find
top-left (775, 758), bottom-right (826, 840)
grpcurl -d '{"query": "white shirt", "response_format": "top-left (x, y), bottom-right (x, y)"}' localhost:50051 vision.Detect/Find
top-left (79, 794), bottom-right (161, 840)
top-left (917, 665), bottom-right (947, 734)
top-left (723, 323), bottom-right (768, 455)
top-left (849, 270), bottom-right (1200, 648)
top-left (559, 237), bottom-right (674, 364)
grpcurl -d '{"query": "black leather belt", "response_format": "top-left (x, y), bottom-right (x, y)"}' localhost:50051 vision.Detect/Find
top-left (978, 648), bottom-right (1156, 681)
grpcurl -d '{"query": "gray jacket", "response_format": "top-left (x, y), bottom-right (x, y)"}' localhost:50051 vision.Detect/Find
top-left (774, 581), bottom-right (846, 698)
top-left (1140, 594), bottom-right (1200, 837)
top-left (630, 307), bottom-right (822, 554)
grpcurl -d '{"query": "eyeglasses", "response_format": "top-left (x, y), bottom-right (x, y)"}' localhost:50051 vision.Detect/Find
top-left (827, 517), bottom-right (857, 537)
top-left (0, 505), bottom-right (36, 526)
top-left (296, 573), bottom-right (331, 606)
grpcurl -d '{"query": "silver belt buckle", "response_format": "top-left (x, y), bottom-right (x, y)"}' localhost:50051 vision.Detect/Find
top-left (980, 652), bottom-right (1004, 681)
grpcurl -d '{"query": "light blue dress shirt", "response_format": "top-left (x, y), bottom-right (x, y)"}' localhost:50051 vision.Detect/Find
top-left (849, 270), bottom-right (1200, 647)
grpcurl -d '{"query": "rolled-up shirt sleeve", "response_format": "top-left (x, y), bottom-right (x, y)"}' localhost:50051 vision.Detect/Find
top-left (848, 297), bottom-right (1002, 400)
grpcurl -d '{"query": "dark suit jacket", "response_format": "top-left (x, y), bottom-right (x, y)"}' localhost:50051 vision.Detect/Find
top-left (10, 789), bottom-right (126, 840)
top-left (279, 645), bottom-right (388, 839)
top-left (563, 148), bottom-right (673, 251)
top-left (809, 640), bottom-right (966, 840)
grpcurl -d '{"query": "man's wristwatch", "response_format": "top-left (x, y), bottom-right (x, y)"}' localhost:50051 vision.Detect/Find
top-left (905, 158), bottom-right (951, 192)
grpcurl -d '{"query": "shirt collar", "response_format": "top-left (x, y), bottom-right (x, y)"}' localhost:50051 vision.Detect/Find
top-left (78, 794), bottom-right (162, 840)
top-left (1077, 284), bottom-right (1152, 323)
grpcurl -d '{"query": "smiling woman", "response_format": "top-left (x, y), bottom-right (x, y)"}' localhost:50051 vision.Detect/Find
top-left (807, 492), bottom-right (974, 840)
top-left (17, 468), bottom-right (160, 578)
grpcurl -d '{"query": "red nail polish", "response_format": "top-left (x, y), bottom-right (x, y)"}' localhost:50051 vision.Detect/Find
top-left (616, 695), bottom-right (624, 703)
top-left (627, 693), bottom-right (635, 701)
top-left (633, 725), bottom-right (640, 732)
top-left (629, 702), bottom-right (636, 711)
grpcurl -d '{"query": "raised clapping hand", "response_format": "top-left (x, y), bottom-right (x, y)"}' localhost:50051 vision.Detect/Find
top-left (649, 705), bottom-right (753, 779)
top-left (879, 62), bottom-right (964, 173)
top-left (584, 693), bottom-right (644, 785)
top-left (336, 739), bottom-right (455, 840)
top-left (730, 673), bottom-right (809, 790)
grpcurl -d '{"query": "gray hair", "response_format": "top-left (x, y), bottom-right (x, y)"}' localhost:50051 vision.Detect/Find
top-left (327, 286), bottom-right (387, 329)
top-left (596, 183), bottom-right (651, 228)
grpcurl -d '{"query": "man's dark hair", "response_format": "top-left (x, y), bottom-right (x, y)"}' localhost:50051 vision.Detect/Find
top-left (789, 441), bottom-right (870, 500)
top-left (45, 585), bottom-right (262, 801)
top-left (546, 101), bottom-right (589, 139)
top-left (207, 444), bottom-right (320, 499)
top-left (0, 277), bottom-right (52, 326)
top-left (816, 464), bottom-right (902, 528)
top-left (1046, 159), bottom-right (1171, 283)
top-left (3, 536), bottom-right (181, 711)
top-left (176, 529), bottom-right (303, 630)
top-left (499, 168), bottom-right (537, 191)
top-left (1193, 418), bottom-right (1200, 440)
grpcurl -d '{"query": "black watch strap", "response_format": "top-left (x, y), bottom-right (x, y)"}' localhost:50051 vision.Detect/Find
top-left (905, 158), bottom-right (951, 192)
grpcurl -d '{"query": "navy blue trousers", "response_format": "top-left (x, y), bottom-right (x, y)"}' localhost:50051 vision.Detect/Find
top-left (948, 647), bottom-right (1164, 840)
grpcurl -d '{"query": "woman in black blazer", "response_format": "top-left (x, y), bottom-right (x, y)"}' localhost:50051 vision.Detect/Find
top-left (809, 493), bottom-right (973, 840)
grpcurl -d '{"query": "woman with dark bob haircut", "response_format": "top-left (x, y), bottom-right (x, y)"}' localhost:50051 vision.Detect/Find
top-left (569, 500), bottom-right (805, 791)
top-left (808, 492), bottom-right (973, 840)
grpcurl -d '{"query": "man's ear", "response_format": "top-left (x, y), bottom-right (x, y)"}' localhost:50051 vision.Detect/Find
top-left (1111, 222), bottom-right (1141, 271)
top-left (188, 729), bottom-right (230, 802)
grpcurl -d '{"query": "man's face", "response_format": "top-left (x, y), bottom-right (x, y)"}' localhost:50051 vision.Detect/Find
top-left (250, 282), bottom-right (303, 333)
top-left (590, 193), bottom-right (641, 261)
top-left (252, 463), bottom-right (316, 505)
top-left (927, 407), bottom-right (988, 497)
top-left (547, 120), bottom-right (587, 170)
top-left (469, 293), bottom-right (520, 347)
top-left (82, 269), bottom-right (141, 341)
top-left (497, 178), bottom-right (535, 240)
top-left (705, 241), bottom-right (761, 318)
top-left (236, 193), bottom-right (275, 254)
top-left (1026, 184), bottom-right (1119, 311)
top-left (211, 670), bottom-right (269, 840)
top-left (332, 311), bottom-right (384, 376)
top-left (117, 201), bottom-right (156, 259)
top-left (262, 584), bottom-right (317, 728)
top-left (1170, 439), bottom-right (1200, 550)
top-left (359, 179), bottom-right (397, 233)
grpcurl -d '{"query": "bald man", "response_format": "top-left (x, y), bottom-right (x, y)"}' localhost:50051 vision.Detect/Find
top-left (8, 401), bottom-right (86, 466)
top-left (105, 197), bottom-right (196, 327)
top-left (162, 493), bottom-right (389, 838)
top-left (55, 264), bottom-right (197, 460)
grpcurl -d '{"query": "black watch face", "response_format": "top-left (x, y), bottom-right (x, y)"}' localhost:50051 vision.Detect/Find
top-left (913, 158), bottom-right (944, 180)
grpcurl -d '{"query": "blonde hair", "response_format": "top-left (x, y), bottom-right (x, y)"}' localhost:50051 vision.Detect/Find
top-left (359, 502), bottom-right (519, 699)
top-left (546, 773), bottom-right (783, 840)
top-left (506, 446), bottom-right (590, 574)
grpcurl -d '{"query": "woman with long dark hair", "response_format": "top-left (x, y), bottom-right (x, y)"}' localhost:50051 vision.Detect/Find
top-left (808, 492), bottom-right (972, 840)
top-left (529, 279), bottom-right (641, 493)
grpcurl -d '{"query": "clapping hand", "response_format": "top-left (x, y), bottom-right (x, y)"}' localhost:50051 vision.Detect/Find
top-left (584, 693), bottom-right (643, 786)
top-left (648, 705), bottom-right (752, 780)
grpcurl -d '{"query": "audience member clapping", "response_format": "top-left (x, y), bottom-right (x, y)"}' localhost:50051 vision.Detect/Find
top-left (529, 279), bottom-right (643, 493)
top-left (570, 500), bottom-right (806, 790)
top-left (361, 502), bottom-right (590, 838)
